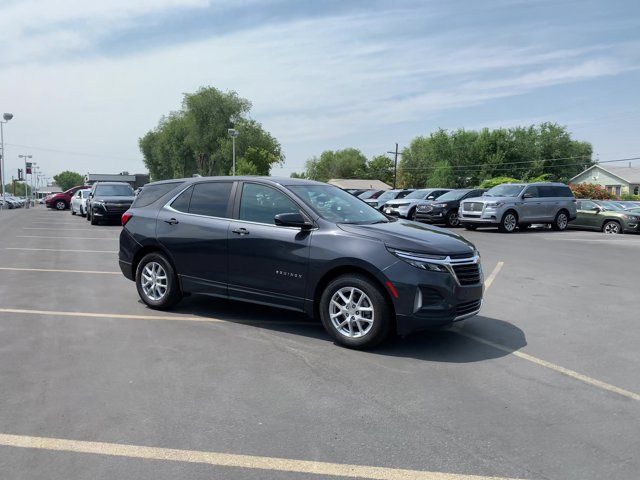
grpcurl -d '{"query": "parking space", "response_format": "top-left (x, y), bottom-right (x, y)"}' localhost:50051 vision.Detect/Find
top-left (0, 206), bottom-right (638, 480)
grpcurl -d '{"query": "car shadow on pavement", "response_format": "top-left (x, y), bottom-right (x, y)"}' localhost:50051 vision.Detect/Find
top-left (160, 297), bottom-right (526, 363)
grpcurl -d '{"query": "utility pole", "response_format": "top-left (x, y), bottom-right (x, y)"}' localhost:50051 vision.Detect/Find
top-left (386, 143), bottom-right (401, 189)
top-left (0, 113), bottom-right (14, 211)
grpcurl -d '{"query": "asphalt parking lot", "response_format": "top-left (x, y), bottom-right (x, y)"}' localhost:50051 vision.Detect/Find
top-left (0, 206), bottom-right (638, 480)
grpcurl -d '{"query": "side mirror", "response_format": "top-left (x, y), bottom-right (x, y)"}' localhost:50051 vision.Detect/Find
top-left (591, 206), bottom-right (601, 212)
top-left (522, 193), bottom-right (534, 199)
top-left (274, 212), bottom-right (313, 230)
top-left (427, 196), bottom-right (435, 200)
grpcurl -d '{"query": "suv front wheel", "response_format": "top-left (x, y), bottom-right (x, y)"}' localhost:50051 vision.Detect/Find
top-left (319, 274), bottom-right (391, 349)
top-left (135, 252), bottom-right (182, 309)
top-left (498, 211), bottom-right (518, 233)
top-left (551, 210), bottom-right (569, 231)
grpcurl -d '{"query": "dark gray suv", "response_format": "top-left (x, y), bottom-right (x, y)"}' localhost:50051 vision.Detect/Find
top-left (119, 177), bottom-right (484, 349)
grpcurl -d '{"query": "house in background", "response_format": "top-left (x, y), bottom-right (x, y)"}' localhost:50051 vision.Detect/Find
top-left (569, 164), bottom-right (640, 196)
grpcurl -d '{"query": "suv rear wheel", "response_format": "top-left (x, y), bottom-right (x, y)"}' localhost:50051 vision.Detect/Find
top-left (551, 210), bottom-right (569, 231)
top-left (319, 274), bottom-right (391, 349)
top-left (498, 211), bottom-right (518, 233)
top-left (136, 252), bottom-right (182, 309)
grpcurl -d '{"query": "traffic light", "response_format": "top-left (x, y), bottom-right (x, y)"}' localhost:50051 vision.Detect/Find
top-left (18, 168), bottom-right (23, 181)
top-left (25, 162), bottom-right (32, 174)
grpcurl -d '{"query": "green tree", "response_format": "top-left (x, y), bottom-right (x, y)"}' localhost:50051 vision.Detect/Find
top-left (53, 171), bottom-right (84, 191)
top-left (4, 182), bottom-right (31, 196)
top-left (304, 148), bottom-right (368, 182)
top-left (479, 177), bottom-right (521, 189)
top-left (140, 87), bottom-right (283, 180)
top-left (365, 155), bottom-right (394, 185)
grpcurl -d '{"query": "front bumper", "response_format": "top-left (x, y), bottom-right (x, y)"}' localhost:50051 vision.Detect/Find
top-left (415, 208), bottom-right (446, 223)
top-left (383, 205), bottom-right (411, 218)
top-left (385, 257), bottom-right (484, 336)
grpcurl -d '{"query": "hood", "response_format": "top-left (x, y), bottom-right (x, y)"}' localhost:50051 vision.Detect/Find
top-left (338, 220), bottom-right (477, 256)
top-left (463, 196), bottom-right (511, 204)
top-left (94, 196), bottom-right (135, 203)
top-left (385, 200), bottom-right (415, 207)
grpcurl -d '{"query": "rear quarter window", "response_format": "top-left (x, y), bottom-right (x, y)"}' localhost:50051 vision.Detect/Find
top-left (132, 182), bottom-right (184, 208)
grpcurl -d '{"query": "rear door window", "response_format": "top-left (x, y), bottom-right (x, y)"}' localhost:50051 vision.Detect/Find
top-left (538, 186), bottom-right (555, 197)
top-left (170, 186), bottom-right (193, 212)
top-left (188, 182), bottom-right (233, 218)
top-left (133, 182), bottom-right (183, 207)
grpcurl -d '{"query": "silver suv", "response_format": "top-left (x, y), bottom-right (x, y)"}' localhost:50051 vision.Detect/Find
top-left (459, 182), bottom-right (577, 233)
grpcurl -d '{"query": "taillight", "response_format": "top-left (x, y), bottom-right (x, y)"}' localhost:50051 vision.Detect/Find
top-left (121, 211), bottom-right (133, 226)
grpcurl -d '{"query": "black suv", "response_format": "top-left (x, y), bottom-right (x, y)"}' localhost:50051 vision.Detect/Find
top-left (415, 188), bottom-right (487, 227)
top-left (118, 177), bottom-right (483, 348)
top-left (87, 182), bottom-right (136, 225)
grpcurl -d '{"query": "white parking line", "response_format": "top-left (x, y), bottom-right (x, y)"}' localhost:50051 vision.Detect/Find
top-left (0, 267), bottom-right (119, 275)
top-left (5, 248), bottom-right (116, 253)
top-left (0, 433), bottom-right (523, 480)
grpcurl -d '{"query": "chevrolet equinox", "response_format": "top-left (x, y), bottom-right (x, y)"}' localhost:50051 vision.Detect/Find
top-left (119, 177), bottom-right (483, 348)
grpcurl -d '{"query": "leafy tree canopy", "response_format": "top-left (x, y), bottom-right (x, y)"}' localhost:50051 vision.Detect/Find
top-left (53, 171), bottom-right (84, 191)
top-left (140, 87), bottom-right (284, 180)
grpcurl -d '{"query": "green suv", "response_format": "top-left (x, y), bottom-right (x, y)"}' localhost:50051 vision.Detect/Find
top-left (569, 199), bottom-right (640, 234)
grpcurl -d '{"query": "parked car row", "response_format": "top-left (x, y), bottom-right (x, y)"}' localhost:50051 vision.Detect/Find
top-left (348, 182), bottom-right (640, 235)
top-left (1, 194), bottom-right (26, 209)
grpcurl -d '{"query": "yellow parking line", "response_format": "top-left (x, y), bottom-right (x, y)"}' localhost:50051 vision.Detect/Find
top-left (5, 247), bottom-right (116, 253)
top-left (0, 308), bottom-right (317, 327)
top-left (484, 262), bottom-right (504, 290)
top-left (0, 267), bottom-right (120, 275)
top-left (16, 235), bottom-right (117, 240)
top-left (460, 332), bottom-right (640, 401)
top-left (470, 260), bottom-right (640, 401)
top-left (0, 433), bottom-right (522, 480)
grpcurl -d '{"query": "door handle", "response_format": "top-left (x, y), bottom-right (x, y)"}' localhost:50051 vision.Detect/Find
top-left (164, 218), bottom-right (179, 225)
top-left (232, 227), bottom-right (250, 235)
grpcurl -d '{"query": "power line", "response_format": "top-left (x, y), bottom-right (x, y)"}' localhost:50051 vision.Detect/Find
top-left (5, 143), bottom-right (139, 163)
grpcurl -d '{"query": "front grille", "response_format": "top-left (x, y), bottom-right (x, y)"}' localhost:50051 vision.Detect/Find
top-left (463, 202), bottom-right (484, 212)
top-left (451, 263), bottom-right (481, 285)
top-left (105, 203), bottom-right (131, 214)
top-left (420, 287), bottom-right (443, 306)
top-left (456, 299), bottom-right (481, 317)
top-left (417, 205), bottom-right (433, 212)
top-left (449, 252), bottom-right (475, 260)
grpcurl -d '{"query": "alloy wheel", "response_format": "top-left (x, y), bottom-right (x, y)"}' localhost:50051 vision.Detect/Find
top-left (56, 201), bottom-right (66, 210)
top-left (448, 212), bottom-right (460, 227)
top-left (557, 213), bottom-right (568, 230)
top-left (503, 213), bottom-right (517, 232)
top-left (329, 287), bottom-right (374, 338)
top-left (603, 222), bottom-right (620, 234)
top-left (141, 262), bottom-right (168, 301)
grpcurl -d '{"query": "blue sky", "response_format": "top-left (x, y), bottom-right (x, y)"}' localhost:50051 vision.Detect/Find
top-left (1, 0), bottom-right (639, 182)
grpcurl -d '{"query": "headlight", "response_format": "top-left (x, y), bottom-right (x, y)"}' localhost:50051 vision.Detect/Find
top-left (387, 248), bottom-right (449, 272)
top-left (433, 203), bottom-right (448, 208)
top-left (623, 214), bottom-right (639, 221)
top-left (485, 202), bottom-right (504, 208)
top-left (93, 200), bottom-right (105, 206)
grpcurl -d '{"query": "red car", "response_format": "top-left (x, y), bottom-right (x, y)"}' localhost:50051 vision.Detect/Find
top-left (45, 185), bottom-right (90, 210)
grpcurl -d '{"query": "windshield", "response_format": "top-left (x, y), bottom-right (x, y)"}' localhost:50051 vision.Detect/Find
top-left (376, 190), bottom-right (399, 202)
top-left (485, 184), bottom-right (525, 197)
top-left (599, 201), bottom-right (624, 211)
top-left (95, 184), bottom-right (134, 196)
top-left (435, 190), bottom-right (468, 202)
top-left (358, 190), bottom-right (380, 200)
top-left (404, 189), bottom-right (430, 199)
top-left (290, 185), bottom-right (389, 224)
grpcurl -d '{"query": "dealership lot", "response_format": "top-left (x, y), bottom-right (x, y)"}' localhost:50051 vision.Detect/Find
top-left (0, 207), bottom-right (638, 480)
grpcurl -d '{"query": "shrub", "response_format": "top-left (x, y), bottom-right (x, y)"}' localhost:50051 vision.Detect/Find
top-left (479, 177), bottom-right (521, 189)
top-left (569, 183), bottom-right (613, 199)
top-left (619, 193), bottom-right (640, 201)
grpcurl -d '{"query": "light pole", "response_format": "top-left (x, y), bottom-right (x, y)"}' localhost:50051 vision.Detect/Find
top-left (228, 128), bottom-right (239, 176)
top-left (18, 154), bottom-right (32, 207)
top-left (0, 112), bottom-right (14, 211)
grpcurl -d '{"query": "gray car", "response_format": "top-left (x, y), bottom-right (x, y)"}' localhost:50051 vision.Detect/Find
top-left (382, 188), bottom-right (451, 219)
top-left (458, 182), bottom-right (577, 233)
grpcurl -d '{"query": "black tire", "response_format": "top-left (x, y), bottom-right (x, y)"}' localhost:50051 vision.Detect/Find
top-left (80, 206), bottom-right (85, 217)
top-left (463, 224), bottom-right (477, 230)
top-left (319, 274), bottom-right (391, 349)
top-left (408, 207), bottom-right (416, 221)
top-left (90, 212), bottom-right (98, 225)
top-left (551, 210), bottom-right (569, 231)
top-left (602, 220), bottom-right (622, 235)
top-left (445, 210), bottom-right (460, 227)
top-left (71, 208), bottom-right (76, 215)
top-left (135, 252), bottom-right (182, 309)
top-left (498, 210), bottom-right (518, 233)
top-left (55, 200), bottom-right (67, 210)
